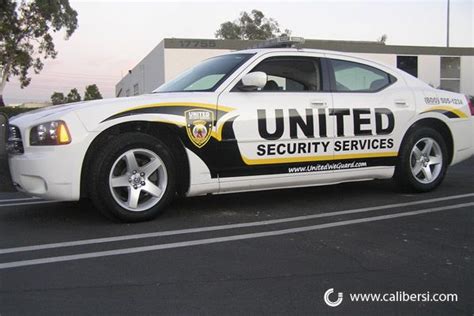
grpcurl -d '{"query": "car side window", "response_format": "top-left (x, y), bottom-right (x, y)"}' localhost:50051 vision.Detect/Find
top-left (329, 59), bottom-right (393, 92)
top-left (235, 57), bottom-right (322, 92)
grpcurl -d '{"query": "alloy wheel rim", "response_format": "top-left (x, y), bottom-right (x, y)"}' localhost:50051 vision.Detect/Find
top-left (409, 137), bottom-right (442, 184)
top-left (109, 148), bottom-right (167, 212)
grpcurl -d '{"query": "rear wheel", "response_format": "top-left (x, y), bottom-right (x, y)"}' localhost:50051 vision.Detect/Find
top-left (89, 132), bottom-right (176, 222)
top-left (394, 127), bottom-right (448, 192)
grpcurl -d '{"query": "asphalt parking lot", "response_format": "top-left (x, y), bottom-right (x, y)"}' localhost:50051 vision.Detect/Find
top-left (0, 158), bottom-right (473, 315)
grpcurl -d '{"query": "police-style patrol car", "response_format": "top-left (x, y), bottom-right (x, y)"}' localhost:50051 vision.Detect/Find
top-left (6, 38), bottom-right (474, 222)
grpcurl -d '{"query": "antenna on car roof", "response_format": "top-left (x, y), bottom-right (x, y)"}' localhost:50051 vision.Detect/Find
top-left (250, 35), bottom-right (305, 49)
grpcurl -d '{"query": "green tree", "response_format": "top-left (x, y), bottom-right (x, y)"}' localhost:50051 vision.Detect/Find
top-left (0, 0), bottom-right (78, 106)
top-left (51, 91), bottom-right (65, 105)
top-left (215, 10), bottom-right (290, 40)
top-left (66, 88), bottom-right (81, 103)
top-left (84, 84), bottom-right (103, 101)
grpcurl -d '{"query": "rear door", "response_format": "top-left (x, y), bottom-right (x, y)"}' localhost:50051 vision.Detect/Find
top-left (216, 53), bottom-right (336, 191)
top-left (326, 56), bottom-right (416, 173)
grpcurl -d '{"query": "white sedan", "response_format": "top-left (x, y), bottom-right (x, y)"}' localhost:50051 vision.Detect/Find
top-left (7, 47), bottom-right (474, 222)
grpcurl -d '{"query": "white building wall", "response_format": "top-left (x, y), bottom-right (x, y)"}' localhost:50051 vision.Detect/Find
top-left (115, 72), bottom-right (131, 97)
top-left (115, 40), bottom-right (166, 96)
top-left (460, 56), bottom-right (474, 95)
top-left (141, 40), bottom-right (166, 93)
top-left (418, 55), bottom-right (441, 89)
top-left (115, 40), bottom-right (473, 97)
top-left (164, 48), bottom-right (232, 82)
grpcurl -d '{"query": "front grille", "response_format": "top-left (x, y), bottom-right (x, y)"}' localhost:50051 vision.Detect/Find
top-left (7, 125), bottom-right (24, 154)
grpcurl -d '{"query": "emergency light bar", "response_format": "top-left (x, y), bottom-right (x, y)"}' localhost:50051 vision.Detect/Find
top-left (251, 36), bottom-right (305, 49)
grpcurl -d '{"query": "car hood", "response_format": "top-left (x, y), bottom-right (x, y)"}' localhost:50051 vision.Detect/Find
top-left (9, 93), bottom-right (219, 131)
top-left (10, 95), bottom-right (154, 123)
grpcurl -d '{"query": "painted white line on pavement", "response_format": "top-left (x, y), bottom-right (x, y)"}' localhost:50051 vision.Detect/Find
top-left (0, 201), bottom-right (56, 208)
top-left (0, 202), bottom-right (472, 270)
top-left (1, 192), bottom-right (473, 255)
top-left (0, 197), bottom-right (40, 203)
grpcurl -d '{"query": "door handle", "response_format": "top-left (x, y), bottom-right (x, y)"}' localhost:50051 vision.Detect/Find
top-left (394, 100), bottom-right (408, 107)
top-left (310, 100), bottom-right (327, 107)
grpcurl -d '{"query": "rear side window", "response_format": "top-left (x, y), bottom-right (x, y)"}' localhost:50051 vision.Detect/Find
top-left (238, 57), bottom-right (322, 92)
top-left (329, 59), bottom-right (394, 92)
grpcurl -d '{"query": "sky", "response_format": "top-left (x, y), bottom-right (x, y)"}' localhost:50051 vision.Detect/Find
top-left (3, 0), bottom-right (473, 104)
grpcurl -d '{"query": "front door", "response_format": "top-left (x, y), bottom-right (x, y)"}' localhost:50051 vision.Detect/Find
top-left (216, 54), bottom-right (335, 190)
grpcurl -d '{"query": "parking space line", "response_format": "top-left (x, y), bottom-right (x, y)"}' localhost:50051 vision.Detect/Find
top-left (1, 192), bottom-right (473, 255)
top-left (0, 201), bottom-right (56, 208)
top-left (0, 202), bottom-right (472, 270)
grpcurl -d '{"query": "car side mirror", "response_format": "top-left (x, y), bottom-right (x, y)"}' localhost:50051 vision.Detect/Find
top-left (240, 72), bottom-right (267, 91)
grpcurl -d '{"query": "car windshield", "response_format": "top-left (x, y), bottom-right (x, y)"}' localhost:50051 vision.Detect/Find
top-left (154, 53), bottom-right (253, 93)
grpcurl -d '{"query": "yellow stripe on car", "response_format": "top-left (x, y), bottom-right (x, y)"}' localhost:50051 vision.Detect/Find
top-left (211, 114), bottom-right (238, 141)
top-left (422, 106), bottom-right (468, 119)
top-left (241, 152), bottom-right (399, 165)
top-left (118, 102), bottom-right (235, 115)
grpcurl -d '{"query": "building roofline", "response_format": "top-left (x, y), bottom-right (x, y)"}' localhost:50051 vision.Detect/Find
top-left (164, 38), bottom-right (474, 56)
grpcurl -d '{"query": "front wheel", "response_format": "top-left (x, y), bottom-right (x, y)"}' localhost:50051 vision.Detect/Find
top-left (89, 132), bottom-right (176, 222)
top-left (394, 127), bottom-right (448, 192)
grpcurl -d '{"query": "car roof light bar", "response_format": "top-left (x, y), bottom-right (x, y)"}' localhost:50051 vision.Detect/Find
top-left (250, 36), bottom-right (305, 49)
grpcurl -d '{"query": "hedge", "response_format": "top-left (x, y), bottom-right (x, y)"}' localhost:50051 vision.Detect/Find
top-left (0, 107), bottom-right (38, 119)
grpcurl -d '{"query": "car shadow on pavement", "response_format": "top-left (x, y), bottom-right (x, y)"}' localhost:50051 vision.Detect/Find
top-left (0, 200), bottom-right (106, 225)
top-left (0, 179), bottom-right (397, 228)
top-left (168, 179), bottom-right (400, 219)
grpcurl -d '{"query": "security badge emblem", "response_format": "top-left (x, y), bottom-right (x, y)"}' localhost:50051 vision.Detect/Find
top-left (185, 109), bottom-right (214, 148)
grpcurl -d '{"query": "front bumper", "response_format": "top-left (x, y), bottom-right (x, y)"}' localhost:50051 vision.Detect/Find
top-left (9, 150), bottom-right (76, 200)
top-left (7, 112), bottom-right (93, 201)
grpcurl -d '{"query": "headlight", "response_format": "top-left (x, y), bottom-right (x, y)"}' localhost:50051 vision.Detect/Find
top-left (30, 121), bottom-right (71, 146)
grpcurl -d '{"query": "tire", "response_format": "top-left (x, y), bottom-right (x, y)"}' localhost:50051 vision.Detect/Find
top-left (89, 132), bottom-right (176, 222)
top-left (394, 127), bottom-right (448, 192)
